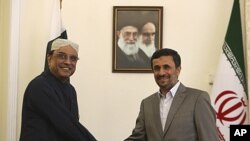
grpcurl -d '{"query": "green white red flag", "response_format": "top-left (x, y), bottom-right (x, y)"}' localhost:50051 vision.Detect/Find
top-left (210, 0), bottom-right (248, 141)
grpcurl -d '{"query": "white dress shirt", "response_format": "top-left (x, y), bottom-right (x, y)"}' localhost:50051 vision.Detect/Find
top-left (159, 81), bottom-right (180, 130)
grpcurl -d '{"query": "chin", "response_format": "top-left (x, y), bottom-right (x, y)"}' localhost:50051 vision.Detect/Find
top-left (59, 70), bottom-right (72, 75)
top-left (158, 80), bottom-right (167, 85)
top-left (160, 82), bottom-right (170, 87)
top-left (58, 73), bottom-right (70, 79)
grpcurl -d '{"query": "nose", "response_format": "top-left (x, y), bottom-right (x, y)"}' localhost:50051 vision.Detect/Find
top-left (158, 68), bottom-right (165, 76)
top-left (128, 34), bottom-right (137, 41)
top-left (63, 58), bottom-right (71, 64)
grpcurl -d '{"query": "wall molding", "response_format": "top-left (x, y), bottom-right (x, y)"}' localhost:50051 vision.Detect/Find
top-left (7, 0), bottom-right (20, 140)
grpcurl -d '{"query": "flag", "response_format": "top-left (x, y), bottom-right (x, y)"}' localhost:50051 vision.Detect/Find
top-left (210, 0), bottom-right (248, 141)
top-left (44, 0), bottom-right (67, 70)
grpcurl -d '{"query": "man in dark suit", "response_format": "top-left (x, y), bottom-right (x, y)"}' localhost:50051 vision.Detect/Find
top-left (125, 48), bottom-right (218, 141)
top-left (19, 39), bottom-right (96, 141)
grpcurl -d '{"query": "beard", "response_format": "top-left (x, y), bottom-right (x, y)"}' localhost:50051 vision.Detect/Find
top-left (118, 36), bottom-right (139, 55)
top-left (139, 39), bottom-right (156, 58)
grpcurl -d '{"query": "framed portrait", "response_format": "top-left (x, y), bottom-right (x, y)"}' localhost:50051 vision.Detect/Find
top-left (112, 6), bottom-right (163, 73)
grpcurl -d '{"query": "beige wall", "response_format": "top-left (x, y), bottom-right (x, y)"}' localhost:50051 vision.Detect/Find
top-left (0, 0), bottom-right (244, 141)
top-left (0, 0), bottom-right (10, 140)
top-left (16, 0), bottom-right (232, 140)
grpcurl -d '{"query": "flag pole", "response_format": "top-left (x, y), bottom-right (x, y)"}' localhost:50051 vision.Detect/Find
top-left (60, 0), bottom-right (62, 10)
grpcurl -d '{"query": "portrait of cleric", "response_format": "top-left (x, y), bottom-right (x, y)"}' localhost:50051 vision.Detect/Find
top-left (113, 9), bottom-right (162, 72)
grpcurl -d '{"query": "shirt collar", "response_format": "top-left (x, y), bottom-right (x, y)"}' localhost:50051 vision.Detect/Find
top-left (158, 81), bottom-right (181, 98)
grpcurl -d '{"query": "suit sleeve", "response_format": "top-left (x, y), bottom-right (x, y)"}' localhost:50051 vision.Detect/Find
top-left (194, 92), bottom-right (219, 141)
top-left (26, 79), bottom-right (97, 141)
top-left (124, 100), bottom-right (147, 141)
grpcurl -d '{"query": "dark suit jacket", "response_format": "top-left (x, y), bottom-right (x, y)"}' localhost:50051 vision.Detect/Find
top-left (19, 70), bottom-right (96, 141)
top-left (125, 83), bottom-right (218, 141)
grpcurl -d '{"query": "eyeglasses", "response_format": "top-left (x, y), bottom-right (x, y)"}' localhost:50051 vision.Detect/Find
top-left (53, 52), bottom-right (79, 63)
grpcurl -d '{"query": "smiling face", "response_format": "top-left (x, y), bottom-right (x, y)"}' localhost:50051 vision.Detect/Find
top-left (117, 26), bottom-right (140, 55)
top-left (47, 45), bottom-right (78, 82)
top-left (152, 55), bottom-right (181, 94)
top-left (119, 26), bottom-right (139, 44)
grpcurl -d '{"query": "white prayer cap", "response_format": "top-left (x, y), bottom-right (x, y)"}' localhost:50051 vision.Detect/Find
top-left (51, 38), bottom-right (79, 53)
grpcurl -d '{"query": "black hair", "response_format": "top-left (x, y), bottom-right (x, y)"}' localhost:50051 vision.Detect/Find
top-left (47, 50), bottom-right (54, 55)
top-left (151, 48), bottom-right (181, 68)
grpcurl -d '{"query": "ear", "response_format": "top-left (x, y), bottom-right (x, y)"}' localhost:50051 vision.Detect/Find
top-left (176, 66), bottom-right (181, 74)
top-left (47, 54), bottom-right (52, 66)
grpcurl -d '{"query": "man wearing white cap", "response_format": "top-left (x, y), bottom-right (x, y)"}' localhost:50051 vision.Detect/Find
top-left (19, 39), bottom-right (97, 141)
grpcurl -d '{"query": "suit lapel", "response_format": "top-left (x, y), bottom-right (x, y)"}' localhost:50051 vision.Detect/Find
top-left (152, 93), bottom-right (164, 135)
top-left (163, 83), bottom-right (187, 135)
